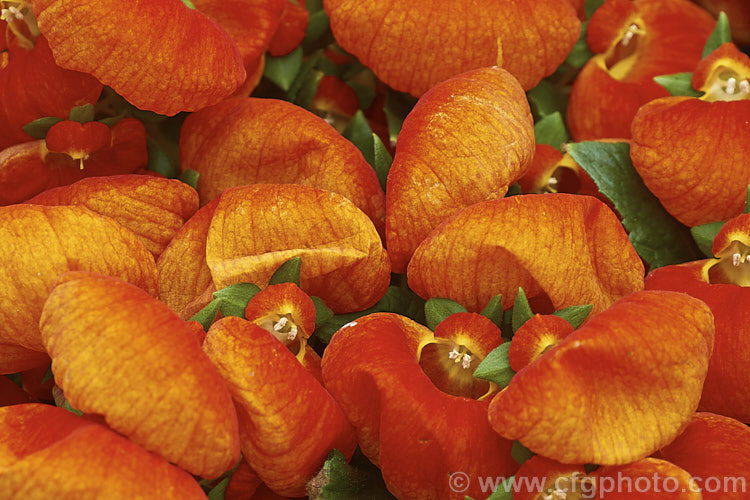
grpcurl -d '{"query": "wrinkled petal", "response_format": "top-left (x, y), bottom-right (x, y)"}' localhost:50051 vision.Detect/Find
top-left (39, 272), bottom-right (240, 478)
top-left (28, 175), bottom-right (199, 258)
top-left (0, 205), bottom-right (157, 367)
top-left (408, 193), bottom-right (644, 314)
top-left (179, 97), bottom-right (385, 234)
top-left (385, 66), bottom-right (535, 272)
top-left (0, 404), bottom-right (206, 499)
top-left (203, 316), bottom-right (356, 497)
top-left (31, 0), bottom-right (245, 115)
top-left (267, 0), bottom-right (309, 56)
top-left (206, 184), bottom-right (390, 313)
top-left (508, 314), bottom-right (574, 372)
top-left (324, 0), bottom-right (579, 95)
top-left (488, 290), bottom-right (714, 465)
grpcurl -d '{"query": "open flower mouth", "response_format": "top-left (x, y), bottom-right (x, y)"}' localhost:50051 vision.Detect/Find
top-left (604, 21), bottom-right (646, 80)
top-left (704, 240), bottom-right (750, 286)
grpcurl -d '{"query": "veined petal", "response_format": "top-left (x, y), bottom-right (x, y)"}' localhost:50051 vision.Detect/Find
top-left (323, 0), bottom-right (579, 95)
top-left (512, 455), bottom-right (590, 500)
top-left (594, 458), bottom-right (699, 499)
top-left (407, 193), bottom-right (644, 314)
top-left (31, 0), bottom-right (246, 115)
top-left (39, 272), bottom-right (240, 478)
top-left (267, 0), bottom-right (309, 56)
top-left (203, 316), bottom-right (356, 497)
top-left (0, 205), bottom-right (157, 361)
top-left (0, 404), bottom-right (205, 499)
top-left (508, 314), bottom-right (574, 372)
top-left (28, 175), bottom-right (199, 258)
top-left (206, 184), bottom-right (390, 313)
top-left (385, 66), bottom-right (534, 272)
top-left (0, 345), bottom-right (50, 376)
top-left (244, 283), bottom-right (317, 344)
top-left (179, 98), bottom-right (385, 234)
top-left (488, 290), bottom-right (714, 465)
top-left (44, 120), bottom-right (110, 159)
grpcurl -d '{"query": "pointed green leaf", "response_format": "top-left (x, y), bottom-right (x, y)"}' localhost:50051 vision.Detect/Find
top-left (425, 298), bottom-right (468, 330)
top-left (691, 221), bottom-right (725, 258)
top-left (68, 103), bottom-right (95, 123)
top-left (207, 477), bottom-right (229, 500)
top-left (526, 79), bottom-right (568, 120)
top-left (98, 115), bottom-right (124, 127)
top-left (511, 440), bottom-right (535, 466)
top-left (304, 8), bottom-right (330, 43)
top-left (213, 283), bottom-right (261, 319)
top-left (505, 183), bottom-right (522, 197)
top-left (565, 21), bottom-right (594, 68)
top-left (311, 296), bottom-right (334, 328)
top-left (553, 304), bottom-right (593, 329)
top-left (480, 294), bottom-right (504, 328)
top-left (181, 0), bottom-right (196, 9)
top-left (534, 111), bottom-right (570, 150)
top-left (745, 185), bottom-right (750, 213)
top-left (384, 90), bottom-right (417, 146)
top-left (585, 0), bottom-right (606, 18)
top-left (264, 46), bottom-right (304, 91)
top-left (511, 288), bottom-right (533, 332)
top-left (317, 449), bottom-right (363, 499)
top-left (4, 373), bottom-right (22, 387)
top-left (22, 116), bottom-right (63, 139)
top-left (343, 110), bottom-right (375, 165)
top-left (567, 141), bottom-right (702, 268)
top-left (190, 299), bottom-right (221, 331)
top-left (178, 169), bottom-right (199, 190)
top-left (372, 133), bottom-right (392, 191)
top-left (287, 50), bottom-right (324, 105)
top-left (653, 73), bottom-right (702, 97)
top-left (702, 12), bottom-right (731, 58)
top-left (473, 343), bottom-right (515, 388)
top-left (269, 257), bottom-right (302, 286)
top-left (41, 365), bottom-right (54, 385)
top-left (347, 81), bottom-right (376, 110)
top-left (485, 476), bottom-right (515, 500)
top-left (147, 138), bottom-right (179, 178)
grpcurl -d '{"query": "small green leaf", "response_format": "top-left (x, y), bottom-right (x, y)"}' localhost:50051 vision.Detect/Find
top-left (316, 449), bottom-right (363, 499)
top-left (745, 185), bottom-right (750, 213)
top-left (653, 73), bottom-right (702, 97)
top-left (147, 138), bottom-right (179, 178)
top-left (584, 463), bottom-right (599, 474)
top-left (473, 343), bottom-right (515, 388)
top-left (213, 283), bottom-right (261, 319)
top-left (372, 133), bottom-right (392, 191)
top-left (304, 8), bottom-right (330, 42)
top-left (567, 141), bottom-right (702, 268)
top-left (178, 169), bottom-right (199, 189)
top-left (190, 300), bottom-right (221, 332)
top-left (553, 304), bottom-right (593, 329)
top-left (207, 477), bottom-right (229, 500)
top-left (41, 365), bottom-right (54, 385)
top-left (480, 294), bottom-right (504, 328)
top-left (384, 90), bottom-right (417, 146)
top-left (22, 116), bottom-right (63, 139)
top-left (425, 298), bottom-right (467, 330)
top-left (565, 21), bottom-right (594, 68)
top-left (4, 373), bottom-right (22, 387)
top-left (181, 0), bottom-right (196, 9)
top-left (287, 51), bottom-right (324, 105)
top-left (526, 79), bottom-right (568, 120)
top-left (505, 183), bottom-right (522, 197)
top-left (347, 81), bottom-right (376, 110)
top-left (311, 296), bottom-right (334, 328)
top-left (269, 257), bottom-right (302, 286)
top-left (485, 476), bottom-right (515, 500)
top-left (68, 103), bottom-right (95, 123)
top-left (511, 288), bottom-right (533, 333)
top-left (264, 46), bottom-right (304, 91)
top-left (511, 440), bottom-right (535, 465)
top-left (343, 110), bottom-right (375, 165)
top-left (62, 399), bottom-right (83, 417)
top-left (690, 221), bottom-right (725, 258)
top-left (702, 11), bottom-right (731, 58)
top-left (585, 0), bottom-right (606, 18)
top-left (98, 115), bottom-right (124, 127)
top-left (534, 111), bottom-right (570, 150)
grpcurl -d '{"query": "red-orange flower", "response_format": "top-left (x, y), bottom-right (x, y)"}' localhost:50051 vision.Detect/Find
top-left (567, 0), bottom-right (714, 140)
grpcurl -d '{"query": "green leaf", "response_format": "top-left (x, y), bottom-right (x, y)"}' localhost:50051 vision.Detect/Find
top-left (287, 50), bottom-right (324, 105)
top-left (178, 169), bottom-right (199, 190)
top-left (534, 111), bottom-right (570, 150)
top-left (190, 300), bottom-right (221, 332)
top-left (384, 90), bottom-right (417, 146)
top-left (565, 21), bottom-right (594, 68)
top-left (311, 296), bottom-right (334, 328)
top-left (41, 365), bottom-right (54, 385)
top-left (480, 294), bottom-right (504, 328)
top-left (690, 221), bottom-right (725, 258)
top-left (98, 114), bottom-right (124, 127)
top-left (505, 183), bottom-right (522, 197)
top-left (147, 138), bottom-right (179, 178)
top-left (425, 298), bottom-right (468, 330)
top-left (653, 73), bottom-right (702, 97)
top-left (213, 283), bottom-right (261, 319)
top-left (264, 46), bottom-right (304, 91)
top-left (22, 116), bottom-right (63, 139)
top-left (347, 81), bottom-right (376, 110)
top-left (585, 0), bottom-right (606, 18)
top-left (180, 0), bottom-right (196, 8)
top-left (702, 11), bottom-right (731, 58)
top-left (745, 185), bottom-right (750, 213)
top-left (526, 79), bottom-right (568, 120)
top-left (304, 8), bottom-right (330, 43)
top-left (343, 110), bottom-right (375, 164)
top-left (4, 373), bottom-right (22, 387)
top-left (511, 440), bottom-right (535, 466)
top-left (484, 476), bottom-right (515, 500)
top-left (68, 103), bottom-right (95, 123)
top-left (207, 477), bottom-right (229, 500)
top-left (553, 304), bottom-right (593, 329)
top-left (372, 133), bottom-right (392, 191)
top-left (567, 141), bottom-right (701, 268)
top-left (316, 449), bottom-right (363, 499)
top-left (269, 257), bottom-right (302, 286)
top-left (511, 288), bottom-right (533, 333)
top-left (473, 343), bottom-right (515, 388)
top-left (62, 399), bottom-right (83, 417)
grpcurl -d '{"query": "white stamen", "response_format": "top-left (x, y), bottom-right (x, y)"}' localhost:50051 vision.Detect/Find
top-left (621, 24), bottom-right (639, 46)
top-left (1, 6), bottom-right (24, 22)
top-left (448, 348), bottom-right (460, 360)
top-left (548, 176), bottom-right (559, 187)
top-left (273, 317), bottom-right (288, 331)
top-left (542, 494), bottom-right (554, 500)
top-left (740, 80), bottom-right (749, 94)
top-left (287, 325), bottom-right (298, 341)
top-left (553, 489), bottom-right (568, 499)
top-left (726, 77), bottom-right (737, 95)
top-left (732, 252), bottom-right (742, 267)
top-left (461, 354), bottom-right (472, 369)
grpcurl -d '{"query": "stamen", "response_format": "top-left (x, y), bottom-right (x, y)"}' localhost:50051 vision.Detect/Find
top-left (621, 24), bottom-right (639, 47)
top-left (740, 80), bottom-right (749, 94)
top-left (273, 317), bottom-right (289, 331)
top-left (553, 490), bottom-right (568, 499)
top-left (733, 252), bottom-right (742, 267)
top-left (726, 77), bottom-right (737, 95)
top-left (448, 348), bottom-right (460, 360)
top-left (287, 325), bottom-right (298, 341)
top-left (548, 177), bottom-right (559, 187)
top-left (461, 354), bottom-right (472, 369)
top-left (1, 5), bottom-right (24, 22)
